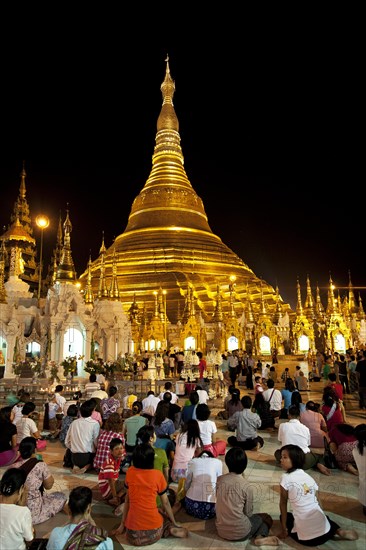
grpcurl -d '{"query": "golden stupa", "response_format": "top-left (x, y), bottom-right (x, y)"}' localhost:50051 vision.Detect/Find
top-left (79, 57), bottom-right (292, 325)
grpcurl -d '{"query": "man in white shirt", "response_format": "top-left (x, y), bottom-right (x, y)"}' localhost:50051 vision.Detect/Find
top-left (195, 384), bottom-right (209, 404)
top-left (158, 381), bottom-right (178, 404)
top-left (91, 383), bottom-right (108, 400)
top-left (262, 379), bottom-right (282, 418)
top-left (274, 405), bottom-right (330, 475)
top-left (142, 390), bottom-right (160, 416)
top-left (65, 399), bottom-right (100, 474)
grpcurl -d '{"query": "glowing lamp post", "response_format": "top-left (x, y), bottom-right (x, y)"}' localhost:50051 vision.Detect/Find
top-left (36, 214), bottom-right (49, 299)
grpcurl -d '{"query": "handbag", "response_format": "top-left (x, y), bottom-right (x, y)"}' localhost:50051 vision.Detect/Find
top-left (323, 436), bottom-right (338, 469)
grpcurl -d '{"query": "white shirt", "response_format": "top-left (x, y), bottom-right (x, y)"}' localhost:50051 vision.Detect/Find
top-left (0, 503), bottom-right (33, 550)
top-left (280, 469), bottom-right (330, 540)
top-left (278, 419), bottom-right (311, 453)
top-left (65, 416), bottom-right (100, 453)
top-left (185, 455), bottom-right (223, 502)
top-left (142, 394), bottom-right (160, 414)
top-left (158, 390), bottom-right (178, 404)
top-left (91, 389), bottom-right (108, 400)
top-left (197, 419), bottom-right (217, 445)
top-left (15, 417), bottom-right (38, 444)
top-left (196, 389), bottom-right (209, 404)
top-left (54, 392), bottom-right (66, 410)
top-left (96, 373), bottom-right (106, 385)
top-left (12, 403), bottom-right (24, 424)
top-left (262, 387), bottom-right (282, 411)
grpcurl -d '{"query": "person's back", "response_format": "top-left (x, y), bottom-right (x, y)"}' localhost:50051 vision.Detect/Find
top-left (215, 447), bottom-right (276, 544)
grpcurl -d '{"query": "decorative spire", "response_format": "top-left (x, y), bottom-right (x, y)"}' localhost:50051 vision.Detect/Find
top-left (273, 284), bottom-right (283, 324)
top-left (55, 208), bottom-right (77, 282)
top-left (260, 279), bottom-right (268, 315)
top-left (326, 274), bottom-right (337, 314)
top-left (348, 270), bottom-right (357, 312)
top-left (109, 247), bottom-right (120, 300)
top-left (303, 274), bottom-right (315, 319)
top-left (97, 246), bottom-right (108, 299)
top-left (315, 284), bottom-right (325, 318)
top-left (84, 254), bottom-right (94, 304)
top-left (358, 293), bottom-right (365, 319)
top-left (296, 277), bottom-right (303, 315)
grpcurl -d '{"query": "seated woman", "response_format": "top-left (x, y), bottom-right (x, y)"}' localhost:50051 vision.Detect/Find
top-left (15, 401), bottom-right (46, 450)
top-left (280, 378), bottom-right (297, 419)
top-left (111, 443), bottom-right (188, 546)
top-left (183, 449), bottom-right (223, 519)
top-left (170, 419), bottom-right (203, 482)
top-left (181, 390), bottom-right (199, 423)
top-left (93, 412), bottom-right (125, 471)
top-left (300, 400), bottom-right (328, 448)
top-left (322, 392), bottom-right (344, 432)
top-left (0, 468), bottom-right (34, 549)
top-left (278, 444), bottom-right (358, 545)
top-left (100, 385), bottom-right (121, 424)
top-left (290, 391), bottom-right (306, 414)
top-left (196, 403), bottom-right (226, 457)
top-left (47, 486), bottom-right (113, 549)
top-left (12, 436), bottom-right (67, 525)
top-left (0, 406), bottom-right (19, 466)
top-left (329, 423), bottom-right (358, 475)
top-left (226, 388), bottom-right (243, 429)
top-left (252, 393), bottom-right (275, 430)
top-left (151, 401), bottom-right (176, 463)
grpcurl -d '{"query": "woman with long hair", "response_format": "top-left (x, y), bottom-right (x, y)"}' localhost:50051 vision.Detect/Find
top-left (170, 419), bottom-right (203, 482)
top-left (321, 392), bottom-right (344, 432)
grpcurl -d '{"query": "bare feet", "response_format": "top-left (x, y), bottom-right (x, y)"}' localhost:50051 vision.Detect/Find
top-left (346, 464), bottom-right (359, 476)
top-left (253, 535), bottom-right (281, 546)
top-left (317, 463), bottom-right (331, 475)
top-left (336, 529), bottom-right (358, 540)
top-left (170, 526), bottom-right (189, 538)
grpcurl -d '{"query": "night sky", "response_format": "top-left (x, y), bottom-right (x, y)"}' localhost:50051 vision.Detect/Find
top-left (1, 33), bottom-right (363, 310)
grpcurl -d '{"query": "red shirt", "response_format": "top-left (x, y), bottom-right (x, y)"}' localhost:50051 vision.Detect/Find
top-left (328, 382), bottom-right (343, 401)
top-left (98, 453), bottom-right (122, 499)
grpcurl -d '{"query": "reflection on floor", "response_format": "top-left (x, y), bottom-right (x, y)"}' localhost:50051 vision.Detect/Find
top-left (1, 380), bottom-right (365, 549)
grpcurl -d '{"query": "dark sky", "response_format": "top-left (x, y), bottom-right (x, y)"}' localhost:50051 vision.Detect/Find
top-left (1, 29), bottom-right (363, 310)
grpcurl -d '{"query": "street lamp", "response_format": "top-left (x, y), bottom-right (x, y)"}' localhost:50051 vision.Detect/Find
top-left (36, 214), bottom-right (50, 300)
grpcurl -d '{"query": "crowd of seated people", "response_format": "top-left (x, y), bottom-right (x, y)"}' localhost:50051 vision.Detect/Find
top-left (0, 363), bottom-right (364, 548)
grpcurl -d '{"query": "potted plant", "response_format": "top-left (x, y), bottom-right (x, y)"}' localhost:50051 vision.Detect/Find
top-left (48, 362), bottom-right (61, 383)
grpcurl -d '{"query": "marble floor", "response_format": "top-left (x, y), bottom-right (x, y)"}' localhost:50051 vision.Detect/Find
top-left (1, 379), bottom-right (365, 549)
